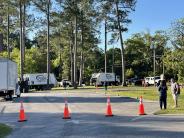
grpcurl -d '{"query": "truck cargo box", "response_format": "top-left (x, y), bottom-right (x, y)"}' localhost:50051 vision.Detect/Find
top-left (0, 58), bottom-right (19, 99)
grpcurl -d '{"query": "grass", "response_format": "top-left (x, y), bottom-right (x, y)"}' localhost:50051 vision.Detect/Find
top-left (0, 123), bottom-right (12, 138)
top-left (52, 85), bottom-right (184, 114)
top-left (106, 86), bottom-right (184, 115)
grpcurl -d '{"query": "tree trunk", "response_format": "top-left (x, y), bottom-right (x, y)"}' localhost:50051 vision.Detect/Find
top-left (47, 0), bottom-right (50, 87)
top-left (79, 51), bottom-right (83, 86)
top-left (69, 21), bottom-right (74, 86)
top-left (105, 19), bottom-right (107, 74)
top-left (70, 39), bottom-right (74, 85)
top-left (7, 2), bottom-right (10, 59)
top-left (73, 14), bottom-right (78, 89)
top-left (19, 0), bottom-right (23, 81)
top-left (22, 1), bottom-right (26, 71)
top-left (115, 1), bottom-right (126, 86)
top-left (79, 11), bottom-right (84, 87)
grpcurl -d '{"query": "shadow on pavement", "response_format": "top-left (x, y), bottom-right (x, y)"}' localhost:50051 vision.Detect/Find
top-left (1, 112), bottom-right (184, 138)
top-left (12, 96), bottom-right (138, 103)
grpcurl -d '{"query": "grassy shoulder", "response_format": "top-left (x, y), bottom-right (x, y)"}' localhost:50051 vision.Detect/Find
top-left (52, 85), bottom-right (184, 114)
top-left (106, 86), bottom-right (184, 115)
top-left (0, 123), bottom-right (12, 138)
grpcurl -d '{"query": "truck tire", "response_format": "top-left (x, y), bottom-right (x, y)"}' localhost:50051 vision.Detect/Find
top-left (5, 91), bottom-right (13, 101)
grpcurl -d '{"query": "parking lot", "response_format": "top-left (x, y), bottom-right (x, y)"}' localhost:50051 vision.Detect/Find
top-left (1, 89), bottom-right (184, 138)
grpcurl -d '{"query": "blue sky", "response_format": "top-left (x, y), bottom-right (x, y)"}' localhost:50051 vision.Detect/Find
top-left (100, 0), bottom-right (184, 50)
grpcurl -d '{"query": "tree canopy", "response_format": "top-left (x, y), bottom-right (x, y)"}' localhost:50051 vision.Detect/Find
top-left (0, 1), bottom-right (184, 85)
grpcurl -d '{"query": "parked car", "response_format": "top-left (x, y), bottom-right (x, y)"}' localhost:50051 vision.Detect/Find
top-left (126, 78), bottom-right (142, 86)
top-left (59, 79), bottom-right (72, 87)
top-left (144, 76), bottom-right (160, 86)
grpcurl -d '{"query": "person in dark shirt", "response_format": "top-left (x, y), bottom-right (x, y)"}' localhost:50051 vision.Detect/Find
top-left (158, 79), bottom-right (168, 109)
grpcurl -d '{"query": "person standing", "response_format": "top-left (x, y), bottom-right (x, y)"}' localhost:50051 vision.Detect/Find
top-left (158, 79), bottom-right (168, 109)
top-left (170, 78), bottom-right (180, 108)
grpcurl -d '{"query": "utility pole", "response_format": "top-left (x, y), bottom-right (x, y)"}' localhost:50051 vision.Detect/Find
top-left (112, 45), bottom-right (114, 73)
top-left (47, 0), bottom-right (50, 88)
top-left (153, 47), bottom-right (156, 86)
top-left (151, 43), bottom-right (156, 87)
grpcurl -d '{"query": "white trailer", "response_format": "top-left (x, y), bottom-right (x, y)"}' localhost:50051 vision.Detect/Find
top-left (90, 73), bottom-right (120, 86)
top-left (23, 73), bottom-right (57, 90)
top-left (0, 58), bottom-right (19, 100)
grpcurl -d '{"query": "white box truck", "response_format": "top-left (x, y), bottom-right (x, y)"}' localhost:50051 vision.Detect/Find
top-left (23, 73), bottom-right (57, 90)
top-left (0, 58), bottom-right (20, 100)
top-left (90, 73), bottom-right (120, 86)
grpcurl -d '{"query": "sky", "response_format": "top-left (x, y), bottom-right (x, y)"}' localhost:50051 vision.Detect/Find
top-left (100, 0), bottom-right (184, 50)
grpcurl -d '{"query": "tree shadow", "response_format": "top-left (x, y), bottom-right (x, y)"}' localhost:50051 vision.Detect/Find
top-left (12, 96), bottom-right (138, 103)
top-left (1, 112), bottom-right (184, 138)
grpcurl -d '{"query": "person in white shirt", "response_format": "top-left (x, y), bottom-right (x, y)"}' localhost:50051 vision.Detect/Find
top-left (170, 78), bottom-right (179, 108)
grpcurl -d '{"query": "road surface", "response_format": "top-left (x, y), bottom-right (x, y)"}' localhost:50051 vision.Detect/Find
top-left (0, 90), bottom-right (184, 138)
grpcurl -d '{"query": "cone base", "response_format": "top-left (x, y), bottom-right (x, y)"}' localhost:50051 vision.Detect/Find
top-left (63, 117), bottom-right (71, 119)
top-left (139, 113), bottom-right (147, 115)
top-left (105, 114), bottom-right (114, 117)
top-left (18, 119), bottom-right (27, 122)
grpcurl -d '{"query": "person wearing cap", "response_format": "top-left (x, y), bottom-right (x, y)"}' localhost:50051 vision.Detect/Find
top-left (158, 75), bottom-right (168, 109)
top-left (170, 78), bottom-right (179, 108)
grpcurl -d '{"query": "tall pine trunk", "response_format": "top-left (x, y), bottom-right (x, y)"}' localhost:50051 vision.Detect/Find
top-left (115, 1), bottom-right (126, 86)
top-left (47, 0), bottom-right (50, 87)
top-left (79, 11), bottom-right (84, 86)
top-left (7, 2), bottom-right (10, 59)
top-left (105, 19), bottom-right (107, 74)
top-left (19, 0), bottom-right (23, 81)
top-left (22, 1), bottom-right (26, 71)
top-left (70, 38), bottom-right (74, 86)
top-left (73, 14), bottom-right (78, 89)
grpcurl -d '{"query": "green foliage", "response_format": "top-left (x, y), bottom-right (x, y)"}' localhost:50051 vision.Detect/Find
top-left (126, 68), bottom-right (134, 78)
top-left (0, 123), bottom-right (12, 138)
top-left (125, 31), bottom-right (168, 78)
top-left (163, 18), bottom-right (184, 82)
top-left (1, 0), bottom-right (184, 84)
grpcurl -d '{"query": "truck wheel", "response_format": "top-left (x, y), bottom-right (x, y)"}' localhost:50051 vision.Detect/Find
top-left (8, 94), bottom-right (13, 101)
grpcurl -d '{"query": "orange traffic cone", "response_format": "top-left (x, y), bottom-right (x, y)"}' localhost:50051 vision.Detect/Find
top-left (105, 97), bottom-right (113, 117)
top-left (18, 101), bottom-right (27, 122)
top-left (63, 99), bottom-right (71, 119)
top-left (139, 96), bottom-right (146, 115)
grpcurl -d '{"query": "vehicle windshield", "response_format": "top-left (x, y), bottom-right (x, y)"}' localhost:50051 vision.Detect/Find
top-left (155, 77), bottom-right (160, 80)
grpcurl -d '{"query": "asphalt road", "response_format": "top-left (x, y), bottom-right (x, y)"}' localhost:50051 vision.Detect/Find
top-left (0, 90), bottom-right (184, 138)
